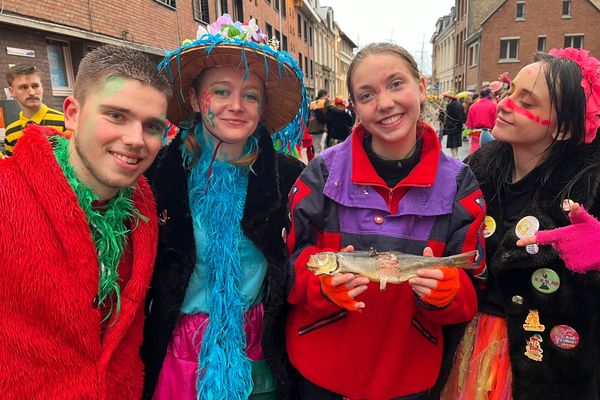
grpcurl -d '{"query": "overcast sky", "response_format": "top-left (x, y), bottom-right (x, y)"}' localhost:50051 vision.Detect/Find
top-left (319, 0), bottom-right (455, 75)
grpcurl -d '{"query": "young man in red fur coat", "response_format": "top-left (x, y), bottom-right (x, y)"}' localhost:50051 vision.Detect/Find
top-left (0, 45), bottom-right (171, 399)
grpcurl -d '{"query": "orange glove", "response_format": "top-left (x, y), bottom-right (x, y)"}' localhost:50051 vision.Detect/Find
top-left (419, 267), bottom-right (460, 308)
top-left (319, 276), bottom-right (362, 311)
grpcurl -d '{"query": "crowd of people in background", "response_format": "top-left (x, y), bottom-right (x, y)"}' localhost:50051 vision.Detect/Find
top-left (2, 12), bottom-right (600, 400)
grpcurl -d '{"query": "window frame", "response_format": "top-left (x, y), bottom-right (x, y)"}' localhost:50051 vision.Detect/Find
top-left (516, 1), bottom-right (525, 20)
top-left (537, 36), bottom-right (547, 52)
top-left (468, 42), bottom-right (479, 67)
top-left (192, 0), bottom-right (210, 23)
top-left (46, 38), bottom-right (75, 97)
top-left (562, 0), bottom-right (571, 17)
top-left (499, 37), bottom-right (520, 62)
top-left (154, 0), bottom-right (176, 9)
top-left (564, 34), bottom-right (584, 48)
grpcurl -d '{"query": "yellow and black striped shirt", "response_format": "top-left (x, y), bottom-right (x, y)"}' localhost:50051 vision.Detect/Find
top-left (4, 104), bottom-right (69, 156)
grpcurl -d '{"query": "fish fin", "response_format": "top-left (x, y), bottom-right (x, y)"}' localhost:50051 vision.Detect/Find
top-left (380, 278), bottom-right (387, 291)
top-left (447, 250), bottom-right (478, 269)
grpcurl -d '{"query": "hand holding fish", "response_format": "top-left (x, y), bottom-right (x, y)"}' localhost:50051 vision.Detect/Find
top-left (516, 203), bottom-right (600, 273)
top-left (319, 245), bottom-right (369, 311)
top-left (408, 246), bottom-right (460, 308)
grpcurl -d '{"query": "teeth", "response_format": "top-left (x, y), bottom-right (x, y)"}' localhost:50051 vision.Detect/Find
top-left (380, 114), bottom-right (402, 125)
top-left (112, 152), bottom-right (140, 165)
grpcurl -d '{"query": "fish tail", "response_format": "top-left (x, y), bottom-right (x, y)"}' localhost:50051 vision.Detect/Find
top-left (445, 250), bottom-right (477, 269)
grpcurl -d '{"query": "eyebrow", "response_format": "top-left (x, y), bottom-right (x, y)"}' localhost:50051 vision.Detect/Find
top-left (99, 104), bottom-right (165, 126)
top-left (510, 82), bottom-right (541, 101)
top-left (355, 72), bottom-right (406, 92)
top-left (209, 80), bottom-right (262, 91)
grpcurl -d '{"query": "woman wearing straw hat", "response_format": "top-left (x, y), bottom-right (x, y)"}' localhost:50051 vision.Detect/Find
top-left (141, 14), bottom-right (307, 400)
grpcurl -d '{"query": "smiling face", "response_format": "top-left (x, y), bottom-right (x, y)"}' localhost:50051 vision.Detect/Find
top-left (9, 73), bottom-right (44, 116)
top-left (64, 77), bottom-right (167, 200)
top-left (493, 62), bottom-right (558, 153)
top-left (351, 52), bottom-right (426, 159)
top-left (190, 67), bottom-right (264, 157)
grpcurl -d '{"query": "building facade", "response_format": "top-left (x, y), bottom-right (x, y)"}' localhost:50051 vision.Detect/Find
top-left (1, 0), bottom-right (349, 122)
top-left (431, 7), bottom-right (456, 95)
top-left (434, 0), bottom-right (600, 93)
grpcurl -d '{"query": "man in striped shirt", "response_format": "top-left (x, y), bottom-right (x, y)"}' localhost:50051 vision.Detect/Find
top-left (4, 64), bottom-right (68, 156)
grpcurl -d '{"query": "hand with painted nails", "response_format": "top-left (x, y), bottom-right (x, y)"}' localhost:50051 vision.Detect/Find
top-left (319, 245), bottom-right (369, 311)
top-left (516, 203), bottom-right (600, 273)
top-left (409, 247), bottom-right (460, 308)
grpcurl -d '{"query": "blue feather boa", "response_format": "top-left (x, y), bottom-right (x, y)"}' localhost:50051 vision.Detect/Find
top-left (183, 124), bottom-right (253, 400)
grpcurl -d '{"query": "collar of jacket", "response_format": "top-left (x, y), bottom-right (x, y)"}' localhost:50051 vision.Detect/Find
top-left (350, 121), bottom-right (441, 188)
top-left (468, 139), bottom-right (600, 273)
top-left (150, 124), bottom-right (282, 251)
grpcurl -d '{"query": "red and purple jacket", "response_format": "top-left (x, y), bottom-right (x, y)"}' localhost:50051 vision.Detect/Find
top-left (286, 122), bottom-right (486, 400)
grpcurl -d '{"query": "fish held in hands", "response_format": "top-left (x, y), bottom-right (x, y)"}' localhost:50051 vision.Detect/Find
top-left (307, 249), bottom-right (477, 290)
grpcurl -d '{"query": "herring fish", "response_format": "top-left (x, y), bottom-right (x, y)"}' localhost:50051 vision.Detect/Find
top-left (307, 249), bottom-right (477, 290)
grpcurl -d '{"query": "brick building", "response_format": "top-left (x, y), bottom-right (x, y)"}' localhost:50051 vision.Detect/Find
top-left (433, 0), bottom-right (600, 92)
top-left (0, 0), bottom-right (351, 123)
top-left (476, 0), bottom-right (600, 89)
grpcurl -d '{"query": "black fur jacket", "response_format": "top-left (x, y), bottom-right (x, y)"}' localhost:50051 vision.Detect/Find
top-left (467, 139), bottom-right (600, 400)
top-left (140, 127), bottom-right (304, 399)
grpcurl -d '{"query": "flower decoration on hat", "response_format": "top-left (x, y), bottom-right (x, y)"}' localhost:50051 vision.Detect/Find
top-left (549, 47), bottom-right (600, 143)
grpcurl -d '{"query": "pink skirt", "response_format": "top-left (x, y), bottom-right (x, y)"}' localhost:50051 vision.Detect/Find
top-left (441, 313), bottom-right (512, 400)
top-left (154, 304), bottom-right (266, 400)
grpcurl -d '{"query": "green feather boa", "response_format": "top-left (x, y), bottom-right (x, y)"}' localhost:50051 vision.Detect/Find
top-left (53, 135), bottom-right (145, 322)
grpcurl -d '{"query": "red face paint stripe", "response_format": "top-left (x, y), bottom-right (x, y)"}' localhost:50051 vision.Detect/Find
top-left (503, 97), bottom-right (552, 126)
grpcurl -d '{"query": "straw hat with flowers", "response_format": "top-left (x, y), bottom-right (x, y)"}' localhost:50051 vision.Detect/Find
top-left (160, 14), bottom-right (308, 149)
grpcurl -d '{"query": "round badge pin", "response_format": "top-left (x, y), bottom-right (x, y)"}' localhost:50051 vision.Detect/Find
top-left (515, 216), bottom-right (540, 239)
top-left (484, 215), bottom-right (496, 238)
top-left (550, 325), bottom-right (580, 350)
top-left (526, 244), bottom-right (539, 255)
top-left (562, 199), bottom-right (575, 212)
top-left (531, 268), bottom-right (560, 294)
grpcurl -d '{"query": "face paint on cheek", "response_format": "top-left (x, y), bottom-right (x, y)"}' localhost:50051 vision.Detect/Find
top-left (503, 97), bottom-right (552, 126)
top-left (198, 90), bottom-right (216, 128)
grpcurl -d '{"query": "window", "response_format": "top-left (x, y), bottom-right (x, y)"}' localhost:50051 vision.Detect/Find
top-left (564, 35), bottom-right (584, 48)
top-left (499, 38), bottom-right (519, 61)
top-left (265, 0), bottom-right (271, 3)
top-left (304, 56), bottom-right (308, 76)
top-left (275, 29), bottom-right (281, 43)
top-left (537, 36), bottom-right (546, 52)
top-left (46, 40), bottom-right (74, 96)
top-left (274, 0), bottom-right (279, 11)
top-left (266, 23), bottom-right (273, 39)
top-left (281, 0), bottom-right (286, 17)
top-left (298, 52), bottom-right (303, 71)
top-left (220, 0), bottom-right (228, 14)
top-left (193, 0), bottom-right (210, 23)
top-left (309, 26), bottom-right (313, 46)
top-left (232, 0), bottom-right (243, 21)
top-left (303, 20), bottom-right (308, 42)
top-left (468, 43), bottom-right (479, 67)
top-left (155, 0), bottom-right (176, 8)
top-left (282, 34), bottom-right (288, 51)
top-left (297, 14), bottom-right (302, 38)
top-left (562, 0), bottom-right (571, 17)
top-left (516, 2), bottom-right (525, 20)
top-left (310, 59), bottom-right (313, 79)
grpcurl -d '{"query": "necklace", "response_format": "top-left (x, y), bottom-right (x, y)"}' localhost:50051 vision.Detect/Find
top-left (53, 136), bottom-right (143, 322)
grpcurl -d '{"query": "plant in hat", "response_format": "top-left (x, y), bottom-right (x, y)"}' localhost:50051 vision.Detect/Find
top-left (548, 47), bottom-right (600, 143)
top-left (161, 14), bottom-right (308, 152)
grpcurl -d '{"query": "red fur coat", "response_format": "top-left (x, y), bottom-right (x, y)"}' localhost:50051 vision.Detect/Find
top-left (0, 125), bottom-right (158, 399)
